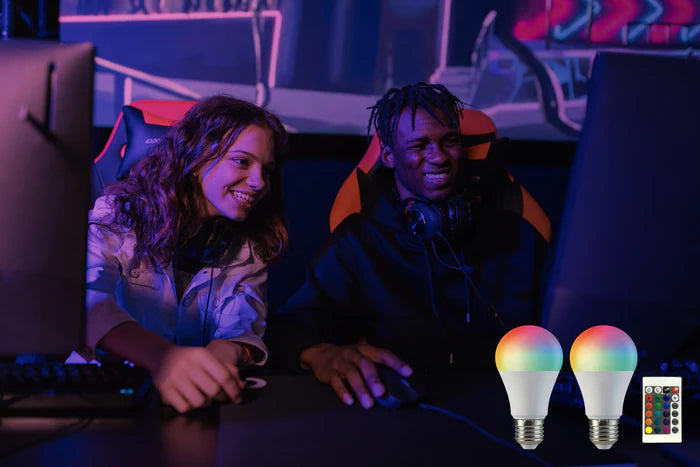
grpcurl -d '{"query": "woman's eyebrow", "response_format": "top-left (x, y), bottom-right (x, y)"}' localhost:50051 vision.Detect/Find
top-left (226, 149), bottom-right (256, 157)
top-left (227, 150), bottom-right (275, 168)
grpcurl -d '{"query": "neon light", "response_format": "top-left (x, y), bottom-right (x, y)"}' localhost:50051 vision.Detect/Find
top-left (591, 0), bottom-right (640, 43)
top-left (666, 0), bottom-right (697, 43)
top-left (552, 0), bottom-right (602, 40)
top-left (513, 0), bottom-right (576, 41)
top-left (689, 24), bottom-right (700, 40)
top-left (628, 0), bottom-right (664, 42)
top-left (664, 0), bottom-right (696, 22)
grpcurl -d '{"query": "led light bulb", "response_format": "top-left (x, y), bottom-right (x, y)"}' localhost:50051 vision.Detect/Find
top-left (570, 325), bottom-right (637, 450)
top-left (496, 325), bottom-right (563, 450)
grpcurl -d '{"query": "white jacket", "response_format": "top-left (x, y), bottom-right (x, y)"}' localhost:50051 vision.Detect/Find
top-left (84, 196), bottom-right (268, 363)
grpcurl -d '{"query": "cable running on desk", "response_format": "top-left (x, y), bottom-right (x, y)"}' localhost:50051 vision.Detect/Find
top-left (418, 403), bottom-right (554, 467)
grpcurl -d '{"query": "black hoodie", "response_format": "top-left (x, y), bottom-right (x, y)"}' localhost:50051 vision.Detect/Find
top-left (267, 165), bottom-right (544, 373)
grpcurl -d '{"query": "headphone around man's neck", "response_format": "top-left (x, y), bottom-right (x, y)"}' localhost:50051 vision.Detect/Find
top-left (402, 194), bottom-right (473, 243)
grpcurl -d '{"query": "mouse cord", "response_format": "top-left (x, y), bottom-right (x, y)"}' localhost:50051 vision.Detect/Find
top-left (429, 237), bottom-right (471, 324)
top-left (421, 241), bottom-right (455, 366)
top-left (417, 403), bottom-right (554, 467)
top-left (431, 231), bottom-right (508, 330)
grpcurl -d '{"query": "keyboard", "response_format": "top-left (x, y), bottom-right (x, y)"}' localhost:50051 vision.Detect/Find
top-left (0, 362), bottom-right (151, 414)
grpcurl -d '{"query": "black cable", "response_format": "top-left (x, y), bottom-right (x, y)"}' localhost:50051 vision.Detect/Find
top-left (432, 231), bottom-right (508, 330)
top-left (418, 403), bottom-right (554, 467)
top-left (430, 240), bottom-right (472, 324)
top-left (201, 264), bottom-right (215, 344)
top-left (420, 242), bottom-right (454, 365)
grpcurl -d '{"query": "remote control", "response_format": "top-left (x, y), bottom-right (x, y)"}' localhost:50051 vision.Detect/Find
top-left (642, 376), bottom-right (682, 443)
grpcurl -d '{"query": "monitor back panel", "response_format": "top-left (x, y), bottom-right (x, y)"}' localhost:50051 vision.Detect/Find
top-left (542, 52), bottom-right (700, 364)
top-left (0, 40), bottom-right (94, 355)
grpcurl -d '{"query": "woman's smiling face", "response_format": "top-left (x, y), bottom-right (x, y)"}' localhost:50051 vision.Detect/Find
top-left (199, 124), bottom-right (275, 221)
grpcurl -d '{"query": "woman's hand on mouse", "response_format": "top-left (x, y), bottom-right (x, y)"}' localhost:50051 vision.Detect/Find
top-left (300, 343), bottom-right (412, 409)
top-left (153, 344), bottom-right (246, 413)
top-left (206, 339), bottom-right (250, 401)
top-left (98, 321), bottom-right (245, 413)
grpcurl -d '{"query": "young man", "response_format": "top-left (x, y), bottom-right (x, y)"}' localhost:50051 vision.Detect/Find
top-left (267, 83), bottom-right (543, 409)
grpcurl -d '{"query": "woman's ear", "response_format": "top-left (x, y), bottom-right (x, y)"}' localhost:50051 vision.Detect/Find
top-left (380, 146), bottom-right (395, 169)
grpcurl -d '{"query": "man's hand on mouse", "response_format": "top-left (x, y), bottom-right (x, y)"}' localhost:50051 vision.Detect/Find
top-left (300, 343), bottom-right (413, 408)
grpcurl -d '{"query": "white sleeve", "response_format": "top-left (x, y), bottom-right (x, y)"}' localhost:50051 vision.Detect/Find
top-left (84, 198), bottom-right (136, 356)
top-left (214, 251), bottom-right (269, 365)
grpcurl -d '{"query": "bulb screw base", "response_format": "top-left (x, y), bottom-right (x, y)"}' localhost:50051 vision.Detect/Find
top-left (589, 418), bottom-right (619, 449)
top-left (514, 418), bottom-right (544, 450)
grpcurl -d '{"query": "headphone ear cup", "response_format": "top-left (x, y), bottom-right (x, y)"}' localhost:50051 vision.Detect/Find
top-left (406, 202), bottom-right (442, 241)
top-left (201, 218), bottom-right (236, 265)
top-left (448, 196), bottom-right (474, 240)
top-left (444, 199), bottom-right (459, 237)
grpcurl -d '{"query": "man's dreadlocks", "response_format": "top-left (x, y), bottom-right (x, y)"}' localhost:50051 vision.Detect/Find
top-left (367, 82), bottom-right (464, 151)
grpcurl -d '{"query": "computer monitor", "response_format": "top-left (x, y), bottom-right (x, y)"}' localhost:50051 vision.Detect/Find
top-left (0, 39), bottom-right (94, 355)
top-left (541, 52), bottom-right (700, 366)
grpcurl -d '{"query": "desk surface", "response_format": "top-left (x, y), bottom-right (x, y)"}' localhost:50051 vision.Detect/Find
top-left (0, 370), bottom-right (697, 467)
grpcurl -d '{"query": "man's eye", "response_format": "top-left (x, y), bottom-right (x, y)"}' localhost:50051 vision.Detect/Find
top-left (445, 137), bottom-right (460, 145)
top-left (409, 145), bottom-right (425, 151)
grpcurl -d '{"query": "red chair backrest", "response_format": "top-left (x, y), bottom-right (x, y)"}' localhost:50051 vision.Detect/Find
top-left (91, 100), bottom-right (197, 203)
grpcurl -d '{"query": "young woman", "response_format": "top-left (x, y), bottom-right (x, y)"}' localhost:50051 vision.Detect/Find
top-left (85, 95), bottom-right (287, 412)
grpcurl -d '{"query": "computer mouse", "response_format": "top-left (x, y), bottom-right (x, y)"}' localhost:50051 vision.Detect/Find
top-left (373, 363), bottom-right (427, 408)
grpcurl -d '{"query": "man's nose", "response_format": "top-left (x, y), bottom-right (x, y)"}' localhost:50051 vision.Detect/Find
top-left (425, 145), bottom-right (450, 165)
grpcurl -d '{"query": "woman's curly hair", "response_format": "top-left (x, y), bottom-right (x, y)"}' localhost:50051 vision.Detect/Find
top-left (94, 95), bottom-right (289, 271)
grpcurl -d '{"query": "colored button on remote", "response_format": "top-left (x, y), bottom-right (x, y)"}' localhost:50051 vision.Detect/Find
top-left (642, 376), bottom-right (682, 443)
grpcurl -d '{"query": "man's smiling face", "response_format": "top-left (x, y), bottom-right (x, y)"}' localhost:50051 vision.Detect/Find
top-left (381, 107), bottom-right (462, 202)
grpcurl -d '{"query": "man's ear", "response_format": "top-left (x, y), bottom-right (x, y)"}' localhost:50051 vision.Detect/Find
top-left (380, 146), bottom-right (395, 169)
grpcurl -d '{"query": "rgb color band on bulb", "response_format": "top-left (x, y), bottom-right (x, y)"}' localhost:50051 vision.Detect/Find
top-left (495, 325), bottom-right (563, 372)
top-left (570, 325), bottom-right (637, 371)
